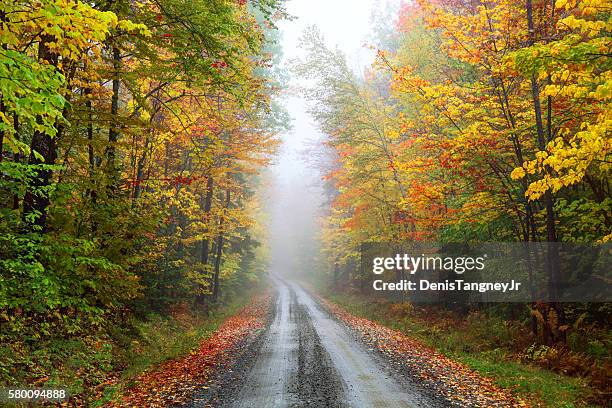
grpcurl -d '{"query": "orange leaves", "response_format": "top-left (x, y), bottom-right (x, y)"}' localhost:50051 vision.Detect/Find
top-left (191, 121), bottom-right (221, 137)
top-left (397, 1), bottom-right (425, 32)
top-left (106, 295), bottom-right (271, 408)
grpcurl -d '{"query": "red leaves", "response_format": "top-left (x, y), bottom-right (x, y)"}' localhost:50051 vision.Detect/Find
top-left (192, 122), bottom-right (221, 137)
top-left (126, 179), bottom-right (142, 188)
top-left (156, 32), bottom-right (173, 43)
top-left (211, 60), bottom-right (229, 70)
top-left (392, 210), bottom-right (414, 225)
top-left (106, 295), bottom-right (271, 408)
top-left (171, 175), bottom-right (194, 186)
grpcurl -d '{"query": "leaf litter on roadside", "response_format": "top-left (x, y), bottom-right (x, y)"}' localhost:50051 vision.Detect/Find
top-left (105, 294), bottom-right (271, 408)
top-left (319, 297), bottom-right (529, 408)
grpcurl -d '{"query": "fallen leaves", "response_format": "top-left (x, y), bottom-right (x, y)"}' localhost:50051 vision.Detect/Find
top-left (319, 297), bottom-right (528, 408)
top-left (104, 294), bottom-right (271, 408)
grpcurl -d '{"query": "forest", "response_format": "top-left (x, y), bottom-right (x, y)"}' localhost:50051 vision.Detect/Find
top-left (0, 0), bottom-right (287, 403)
top-left (0, 0), bottom-right (610, 406)
top-left (297, 0), bottom-right (611, 405)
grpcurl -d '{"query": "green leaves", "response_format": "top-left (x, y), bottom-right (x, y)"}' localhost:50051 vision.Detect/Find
top-left (0, 0), bottom-right (284, 399)
top-left (0, 49), bottom-right (66, 153)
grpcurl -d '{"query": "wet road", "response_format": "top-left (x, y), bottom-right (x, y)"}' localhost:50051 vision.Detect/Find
top-left (220, 277), bottom-right (440, 408)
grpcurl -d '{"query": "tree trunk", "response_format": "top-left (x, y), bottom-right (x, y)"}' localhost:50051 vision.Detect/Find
top-left (22, 37), bottom-right (59, 231)
top-left (0, 100), bottom-right (4, 163)
top-left (200, 176), bottom-right (215, 265)
top-left (212, 187), bottom-right (230, 301)
top-left (106, 46), bottom-right (121, 184)
top-left (0, 10), bottom-right (6, 162)
top-left (195, 176), bottom-right (214, 305)
top-left (12, 116), bottom-right (20, 210)
top-left (212, 232), bottom-right (224, 301)
top-left (132, 145), bottom-right (147, 202)
top-left (526, 0), bottom-right (564, 344)
top-left (333, 262), bottom-right (339, 288)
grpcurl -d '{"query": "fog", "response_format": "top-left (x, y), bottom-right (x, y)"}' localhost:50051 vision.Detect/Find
top-left (264, 0), bottom-right (389, 279)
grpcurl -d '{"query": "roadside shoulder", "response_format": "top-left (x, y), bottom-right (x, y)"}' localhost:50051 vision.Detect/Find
top-left (315, 293), bottom-right (526, 408)
top-left (103, 293), bottom-right (273, 408)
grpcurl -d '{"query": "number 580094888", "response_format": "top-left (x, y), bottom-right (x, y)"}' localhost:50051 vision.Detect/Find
top-left (2, 388), bottom-right (68, 401)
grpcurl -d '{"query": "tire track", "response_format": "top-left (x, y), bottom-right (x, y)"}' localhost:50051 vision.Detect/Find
top-left (195, 276), bottom-right (443, 407)
top-left (289, 289), bottom-right (347, 407)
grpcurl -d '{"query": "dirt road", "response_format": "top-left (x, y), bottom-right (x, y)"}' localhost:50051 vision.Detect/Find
top-left (204, 277), bottom-right (442, 408)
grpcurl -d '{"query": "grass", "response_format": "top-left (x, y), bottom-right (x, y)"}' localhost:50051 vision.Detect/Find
top-left (460, 354), bottom-right (587, 407)
top-left (94, 294), bottom-right (256, 406)
top-left (327, 292), bottom-right (596, 408)
top-left (120, 303), bottom-right (245, 379)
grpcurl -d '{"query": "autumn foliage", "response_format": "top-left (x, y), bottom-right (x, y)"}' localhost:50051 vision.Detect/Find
top-left (297, 0), bottom-right (610, 403)
top-left (0, 0), bottom-right (285, 400)
top-left (106, 294), bottom-right (271, 407)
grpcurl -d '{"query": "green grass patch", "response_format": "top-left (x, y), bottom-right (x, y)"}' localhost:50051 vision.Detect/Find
top-left (119, 303), bottom-right (245, 380)
top-left (96, 296), bottom-right (254, 406)
top-left (459, 354), bottom-right (588, 408)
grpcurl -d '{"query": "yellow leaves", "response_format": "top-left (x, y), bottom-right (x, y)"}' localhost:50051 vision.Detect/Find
top-left (387, 128), bottom-right (401, 140)
top-left (510, 167), bottom-right (525, 180)
top-left (420, 0), bottom-right (524, 66)
top-left (548, 41), bottom-right (569, 57)
top-left (458, 192), bottom-right (501, 224)
top-left (580, 0), bottom-right (612, 14)
top-left (563, 84), bottom-right (588, 99)
top-left (551, 68), bottom-right (571, 83)
top-left (520, 113), bottom-right (612, 201)
top-left (7, 2), bottom-right (109, 60)
top-left (118, 20), bottom-right (152, 38)
top-left (524, 179), bottom-right (551, 199)
top-left (593, 77), bottom-right (612, 100)
top-left (542, 84), bottom-right (560, 97)
top-left (319, 0), bottom-right (612, 244)
top-left (559, 15), bottom-right (606, 36)
top-left (555, 0), bottom-right (612, 16)
top-left (559, 15), bottom-right (581, 30)
top-left (3, 1), bottom-right (151, 65)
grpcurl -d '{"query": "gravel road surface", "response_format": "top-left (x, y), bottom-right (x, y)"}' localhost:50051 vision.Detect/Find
top-left (199, 277), bottom-right (443, 408)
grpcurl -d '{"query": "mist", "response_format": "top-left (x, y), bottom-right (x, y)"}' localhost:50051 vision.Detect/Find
top-left (262, 0), bottom-right (395, 280)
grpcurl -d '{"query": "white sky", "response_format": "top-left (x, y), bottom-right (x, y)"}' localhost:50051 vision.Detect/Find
top-left (265, 0), bottom-right (385, 276)
top-left (280, 0), bottom-right (379, 70)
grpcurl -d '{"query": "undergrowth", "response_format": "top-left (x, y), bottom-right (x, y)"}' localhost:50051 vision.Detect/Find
top-left (327, 292), bottom-right (610, 407)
